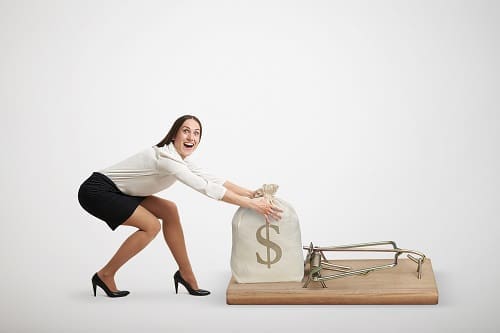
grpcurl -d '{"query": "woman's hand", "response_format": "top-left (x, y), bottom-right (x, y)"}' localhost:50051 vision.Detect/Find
top-left (249, 197), bottom-right (283, 223)
top-left (221, 189), bottom-right (283, 222)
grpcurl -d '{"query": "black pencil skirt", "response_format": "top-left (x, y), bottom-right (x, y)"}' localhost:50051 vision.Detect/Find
top-left (78, 172), bottom-right (146, 230)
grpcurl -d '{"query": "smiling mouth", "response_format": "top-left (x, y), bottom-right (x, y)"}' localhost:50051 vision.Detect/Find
top-left (183, 142), bottom-right (195, 149)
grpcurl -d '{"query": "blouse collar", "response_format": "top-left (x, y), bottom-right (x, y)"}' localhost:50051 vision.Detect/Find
top-left (158, 142), bottom-right (183, 163)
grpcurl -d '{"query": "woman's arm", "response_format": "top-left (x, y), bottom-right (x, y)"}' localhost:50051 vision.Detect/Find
top-left (221, 189), bottom-right (282, 222)
top-left (223, 181), bottom-right (255, 198)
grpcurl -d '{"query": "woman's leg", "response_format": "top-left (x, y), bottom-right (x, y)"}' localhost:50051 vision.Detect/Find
top-left (139, 196), bottom-right (200, 289)
top-left (97, 205), bottom-right (161, 291)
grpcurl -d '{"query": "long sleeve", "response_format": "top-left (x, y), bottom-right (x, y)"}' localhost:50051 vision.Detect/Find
top-left (185, 158), bottom-right (226, 186)
top-left (155, 145), bottom-right (227, 200)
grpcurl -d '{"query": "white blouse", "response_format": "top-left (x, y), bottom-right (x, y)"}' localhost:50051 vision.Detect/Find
top-left (99, 143), bottom-right (227, 200)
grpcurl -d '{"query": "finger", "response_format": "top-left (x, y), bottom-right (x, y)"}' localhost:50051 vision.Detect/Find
top-left (267, 211), bottom-right (280, 220)
top-left (270, 205), bottom-right (283, 213)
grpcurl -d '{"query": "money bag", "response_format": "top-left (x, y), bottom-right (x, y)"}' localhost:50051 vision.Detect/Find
top-left (230, 184), bottom-right (304, 283)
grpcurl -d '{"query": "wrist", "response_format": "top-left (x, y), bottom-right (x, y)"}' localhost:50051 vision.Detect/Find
top-left (243, 196), bottom-right (253, 209)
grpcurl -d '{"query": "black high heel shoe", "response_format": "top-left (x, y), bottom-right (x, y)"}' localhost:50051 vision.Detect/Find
top-left (174, 270), bottom-right (210, 296)
top-left (92, 273), bottom-right (130, 298)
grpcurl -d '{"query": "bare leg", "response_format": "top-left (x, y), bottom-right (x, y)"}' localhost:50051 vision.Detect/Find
top-left (97, 205), bottom-right (161, 291)
top-left (140, 196), bottom-right (200, 289)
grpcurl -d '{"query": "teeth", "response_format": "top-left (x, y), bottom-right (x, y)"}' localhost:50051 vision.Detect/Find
top-left (184, 143), bottom-right (194, 147)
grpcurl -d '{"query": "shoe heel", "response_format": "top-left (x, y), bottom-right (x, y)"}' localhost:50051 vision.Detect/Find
top-left (174, 279), bottom-right (179, 294)
top-left (92, 282), bottom-right (97, 297)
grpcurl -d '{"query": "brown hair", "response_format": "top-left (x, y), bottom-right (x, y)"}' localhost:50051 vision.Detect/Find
top-left (155, 115), bottom-right (203, 147)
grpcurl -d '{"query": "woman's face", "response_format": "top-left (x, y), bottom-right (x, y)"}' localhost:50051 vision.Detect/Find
top-left (173, 118), bottom-right (201, 159)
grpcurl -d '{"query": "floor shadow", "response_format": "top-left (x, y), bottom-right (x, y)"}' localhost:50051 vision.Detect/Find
top-left (67, 290), bottom-right (95, 301)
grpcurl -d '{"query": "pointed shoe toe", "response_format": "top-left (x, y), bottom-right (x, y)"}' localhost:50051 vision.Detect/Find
top-left (193, 289), bottom-right (210, 296)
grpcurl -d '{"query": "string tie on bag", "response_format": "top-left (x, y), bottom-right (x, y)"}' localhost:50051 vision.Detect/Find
top-left (253, 184), bottom-right (279, 205)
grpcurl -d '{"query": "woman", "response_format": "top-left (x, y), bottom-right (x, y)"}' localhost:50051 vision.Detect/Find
top-left (78, 115), bottom-right (282, 297)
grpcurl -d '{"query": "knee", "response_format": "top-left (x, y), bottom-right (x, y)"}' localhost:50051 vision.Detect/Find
top-left (160, 201), bottom-right (179, 220)
top-left (163, 200), bottom-right (178, 213)
top-left (146, 220), bottom-right (161, 237)
top-left (152, 220), bottom-right (161, 235)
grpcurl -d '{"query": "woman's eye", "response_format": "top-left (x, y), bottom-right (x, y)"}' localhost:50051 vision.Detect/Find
top-left (194, 132), bottom-right (200, 137)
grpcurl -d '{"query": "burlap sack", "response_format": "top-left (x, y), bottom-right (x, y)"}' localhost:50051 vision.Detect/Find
top-left (230, 184), bottom-right (304, 283)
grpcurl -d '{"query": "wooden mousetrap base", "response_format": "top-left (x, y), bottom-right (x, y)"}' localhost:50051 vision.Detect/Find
top-left (226, 259), bottom-right (438, 305)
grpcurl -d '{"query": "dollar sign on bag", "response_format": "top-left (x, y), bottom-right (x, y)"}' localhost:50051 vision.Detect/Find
top-left (256, 223), bottom-right (282, 268)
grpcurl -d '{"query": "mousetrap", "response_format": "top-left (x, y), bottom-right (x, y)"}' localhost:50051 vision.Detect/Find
top-left (302, 240), bottom-right (426, 288)
top-left (226, 240), bottom-right (438, 305)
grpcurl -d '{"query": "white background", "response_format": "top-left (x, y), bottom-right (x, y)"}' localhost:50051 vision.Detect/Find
top-left (1, 1), bottom-right (499, 332)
